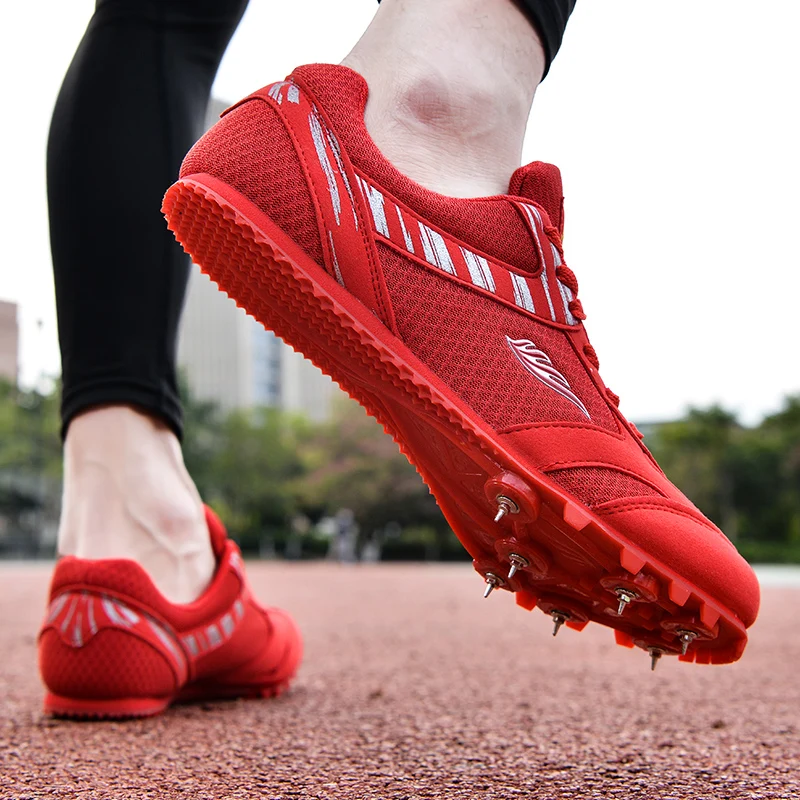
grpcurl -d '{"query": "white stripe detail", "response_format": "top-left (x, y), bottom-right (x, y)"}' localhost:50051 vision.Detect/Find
top-left (287, 84), bottom-right (300, 104)
top-left (87, 594), bottom-right (97, 636)
top-left (220, 613), bottom-right (235, 638)
top-left (510, 272), bottom-right (535, 312)
top-left (328, 231), bottom-right (345, 286)
top-left (72, 614), bottom-right (83, 647)
top-left (540, 272), bottom-right (557, 322)
top-left (148, 619), bottom-right (185, 667)
top-left (558, 282), bottom-right (575, 325)
top-left (394, 204), bottom-right (414, 253)
top-left (234, 600), bottom-right (245, 621)
top-left (506, 336), bottom-right (591, 419)
top-left (206, 624), bottom-right (222, 647)
top-left (326, 130), bottom-right (359, 230)
top-left (61, 595), bottom-right (79, 632)
top-left (418, 223), bottom-right (456, 275)
top-left (118, 604), bottom-right (140, 625)
top-left (309, 112), bottom-right (341, 225)
top-left (357, 176), bottom-right (389, 237)
top-left (551, 242), bottom-right (576, 325)
top-left (461, 248), bottom-right (496, 292)
top-left (47, 594), bottom-right (68, 624)
top-left (102, 598), bottom-right (133, 628)
top-left (182, 634), bottom-right (199, 656)
top-left (520, 204), bottom-right (557, 322)
top-left (267, 82), bottom-right (287, 104)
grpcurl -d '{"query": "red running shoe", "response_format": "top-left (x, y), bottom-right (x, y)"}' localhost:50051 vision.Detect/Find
top-left (163, 64), bottom-right (759, 667)
top-left (38, 507), bottom-right (302, 718)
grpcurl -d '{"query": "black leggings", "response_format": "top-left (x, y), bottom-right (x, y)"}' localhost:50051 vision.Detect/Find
top-left (48, 0), bottom-right (576, 440)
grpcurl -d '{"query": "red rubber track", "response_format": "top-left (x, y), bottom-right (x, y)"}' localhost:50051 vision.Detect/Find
top-left (4, 563), bottom-right (797, 799)
top-left (162, 174), bottom-right (747, 666)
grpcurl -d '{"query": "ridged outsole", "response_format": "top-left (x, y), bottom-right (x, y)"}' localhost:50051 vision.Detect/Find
top-left (162, 174), bottom-right (749, 667)
top-left (44, 679), bottom-right (293, 721)
top-left (44, 693), bottom-right (171, 720)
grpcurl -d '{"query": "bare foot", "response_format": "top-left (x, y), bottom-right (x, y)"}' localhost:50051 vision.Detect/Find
top-left (58, 406), bottom-right (215, 604)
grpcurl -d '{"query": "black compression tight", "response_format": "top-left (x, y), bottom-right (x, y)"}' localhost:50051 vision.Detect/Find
top-left (48, 0), bottom-right (575, 440)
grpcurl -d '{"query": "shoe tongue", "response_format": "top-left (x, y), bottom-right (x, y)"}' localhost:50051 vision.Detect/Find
top-left (509, 161), bottom-right (565, 234)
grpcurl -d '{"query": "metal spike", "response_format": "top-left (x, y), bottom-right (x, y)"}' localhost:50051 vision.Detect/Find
top-left (649, 648), bottom-right (663, 671)
top-left (493, 495), bottom-right (518, 524)
top-left (507, 554), bottom-right (528, 581)
top-left (615, 588), bottom-right (637, 616)
top-left (551, 611), bottom-right (569, 637)
top-left (678, 630), bottom-right (697, 656)
top-left (483, 573), bottom-right (501, 598)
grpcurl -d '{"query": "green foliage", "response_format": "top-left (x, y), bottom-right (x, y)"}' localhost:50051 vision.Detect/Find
top-left (1, 375), bottom-right (798, 562)
top-left (647, 396), bottom-right (800, 553)
top-left (0, 379), bottom-right (62, 478)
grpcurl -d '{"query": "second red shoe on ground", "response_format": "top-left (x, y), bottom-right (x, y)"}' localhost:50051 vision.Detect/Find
top-left (39, 506), bottom-right (302, 718)
top-left (163, 64), bottom-right (759, 666)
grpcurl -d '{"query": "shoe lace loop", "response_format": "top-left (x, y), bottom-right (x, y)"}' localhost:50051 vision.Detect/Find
top-left (544, 225), bottom-right (586, 321)
top-left (582, 343), bottom-right (600, 370)
top-left (543, 223), bottom-right (626, 416)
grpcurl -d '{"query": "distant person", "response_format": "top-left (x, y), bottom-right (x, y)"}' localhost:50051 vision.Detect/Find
top-left (39, 0), bottom-right (759, 719)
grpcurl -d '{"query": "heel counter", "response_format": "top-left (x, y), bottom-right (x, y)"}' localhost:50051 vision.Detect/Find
top-left (180, 99), bottom-right (323, 265)
top-left (38, 591), bottom-right (187, 701)
top-left (38, 628), bottom-right (178, 701)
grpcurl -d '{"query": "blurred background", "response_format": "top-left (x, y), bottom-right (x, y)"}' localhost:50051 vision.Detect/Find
top-left (0, 0), bottom-right (797, 562)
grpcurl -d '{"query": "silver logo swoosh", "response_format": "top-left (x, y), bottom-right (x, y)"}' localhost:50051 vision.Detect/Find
top-left (506, 336), bottom-right (591, 420)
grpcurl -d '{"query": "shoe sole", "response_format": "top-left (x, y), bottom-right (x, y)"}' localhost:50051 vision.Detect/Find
top-left (163, 173), bottom-right (748, 667)
top-left (44, 692), bottom-right (171, 720)
top-left (44, 680), bottom-right (293, 721)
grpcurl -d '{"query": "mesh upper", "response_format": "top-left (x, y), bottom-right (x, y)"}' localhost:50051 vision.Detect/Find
top-left (545, 466), bottom-right (664, 508)
top-left (292, 64), bottom-right (544, 273)
top-left (379, 244), bottom-right (616, 432)
top-left (181, 101), bottom-right (323, 265)
top-left (39, 629), bottom-right (177, 700)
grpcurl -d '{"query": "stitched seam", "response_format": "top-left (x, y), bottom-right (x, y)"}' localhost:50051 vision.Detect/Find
top-left (382, 188), bottom-right (547, 282)
top-left (542, 463), bottom-right (667, 496)
top-left (291, 76), bottom-right (393, 329)
top-left (595, 501), bottom-right (721, 534)
top-left (377, 235), bottom-right (579, 333)
top-left (498, 420), bottom-right (626, 439)
top-left (250, 94), bottom-right (334, 279)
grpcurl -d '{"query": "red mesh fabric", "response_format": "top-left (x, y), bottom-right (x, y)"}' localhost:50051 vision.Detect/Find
top-left (39, 629), bottom-right (177, 700)
top-left (181, 101), bottom-right (323, 265)
top-left (50, 548), bottom-right (242, 632)
top-left (545, 466), bottom-right (664, 508)
top-left (509, 162), bottom-right (564, 233)
top-left (292, 64), bottom-right (541, 273)
top-left (379, 244), bottom-right (617, 431)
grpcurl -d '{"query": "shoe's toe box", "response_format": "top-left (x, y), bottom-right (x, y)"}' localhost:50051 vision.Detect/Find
top-left (594, 497), bottom-right (760, 628)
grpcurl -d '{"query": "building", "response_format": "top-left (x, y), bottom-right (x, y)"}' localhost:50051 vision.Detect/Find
top-left (176, 100), bottom-right (343, 420)
top-left (177, 269), bottom-right (341, 419)
top-left (0, 300), bottom-right (19, 384)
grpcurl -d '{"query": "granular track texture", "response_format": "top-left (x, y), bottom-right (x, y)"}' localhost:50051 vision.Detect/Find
top-left (2, 562), bottom-right (798, 800)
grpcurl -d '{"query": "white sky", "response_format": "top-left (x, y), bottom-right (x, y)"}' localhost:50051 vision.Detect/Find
top-left (0, 1), bottom-right (797, 423)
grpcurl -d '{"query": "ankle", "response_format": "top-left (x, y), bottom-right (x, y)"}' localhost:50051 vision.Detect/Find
top-left (59, 406), bottom-right (214, 603)
top-left (343, 0), bottom-right (545, 197)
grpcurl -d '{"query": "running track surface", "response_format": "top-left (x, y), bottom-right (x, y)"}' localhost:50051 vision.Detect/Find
top-left (2, 562), bottom-right (798, 800)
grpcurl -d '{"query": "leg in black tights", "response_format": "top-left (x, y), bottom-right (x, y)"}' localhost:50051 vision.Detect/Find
top-left (48, 0), bottom-right (573, 444)
top-left (48, 0), bottom-right (249, 440)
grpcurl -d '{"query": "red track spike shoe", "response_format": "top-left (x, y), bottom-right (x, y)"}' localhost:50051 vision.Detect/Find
top-left (39, 506), bottom-right (302, 718)
top-left (163, 64), bottom-right (759, 667)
